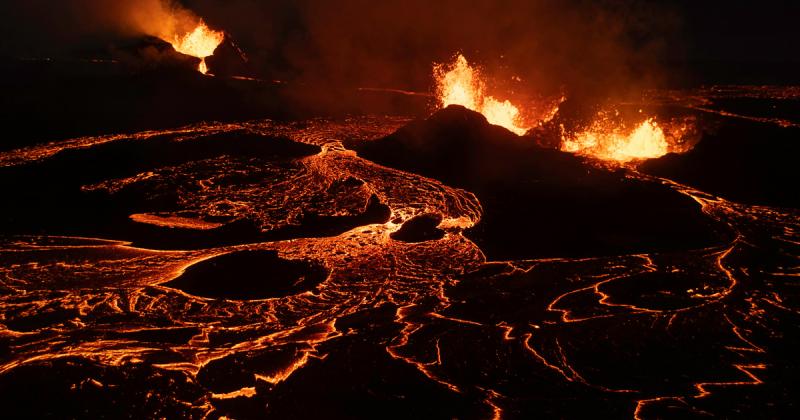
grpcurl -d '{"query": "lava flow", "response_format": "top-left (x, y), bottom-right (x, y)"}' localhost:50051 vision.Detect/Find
top-left (0, 1), bottom-right (799, 417)
top-left (169, 21), bottom-right (224, 74)
top-left (0, 90), bottom-right (798, 418)
top-left (434, 54), bottom-right (529, 135)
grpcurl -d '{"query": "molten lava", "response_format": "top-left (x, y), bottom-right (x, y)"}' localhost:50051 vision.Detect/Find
top-left (562, 118), bottom-right (670, 162)
top-left (170, 21), bottom-right (224, 75)
top-left (434, 54), bottom-right (529, 135)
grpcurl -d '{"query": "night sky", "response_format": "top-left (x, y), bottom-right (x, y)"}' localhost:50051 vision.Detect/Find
top-left (0, 0), bottom-right (797, 90)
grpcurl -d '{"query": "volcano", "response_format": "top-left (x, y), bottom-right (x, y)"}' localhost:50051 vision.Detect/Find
top-left (1, 2), bottom-right (799, 419)
top-left (357, 105), bottom-right (723, 259)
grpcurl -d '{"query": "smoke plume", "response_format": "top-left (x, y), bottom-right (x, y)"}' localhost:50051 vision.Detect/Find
top-left (0, 0), bottom-right (205, 55)
top-left (0, 0), bottom-right (712, 101)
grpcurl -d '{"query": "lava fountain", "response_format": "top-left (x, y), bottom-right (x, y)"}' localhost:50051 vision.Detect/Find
top-left (434, 54), bottom-right (529, 135)
top-left (169, 21), bottom-right (224, 75)
top-left (561, 116), bottom-right (671, 162)
top-left (433, 55), bottom-right (680, 161)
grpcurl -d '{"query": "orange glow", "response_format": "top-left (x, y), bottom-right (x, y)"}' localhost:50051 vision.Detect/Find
top-left (434, 54), bottom-right (529, 135)
top-left (562, 117), bottom-right (670, 162)
top-left (169, 21), bottom-right (224, 75)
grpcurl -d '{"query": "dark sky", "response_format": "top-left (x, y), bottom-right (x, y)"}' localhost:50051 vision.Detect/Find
top-left (1, 1), bottom-right (798, 91)
top-left (671, 1), bottom-right (799, 61)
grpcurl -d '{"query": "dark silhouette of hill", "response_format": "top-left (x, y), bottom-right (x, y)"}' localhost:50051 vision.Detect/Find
top-left (641, 118), bottom-right (800, 208)
top-left (356, 105), bottom-right (725, 260)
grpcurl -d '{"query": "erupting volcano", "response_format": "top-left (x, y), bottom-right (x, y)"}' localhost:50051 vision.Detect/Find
top-left (434, 54), bottom-right (529, 135)
top-left (1, 2), bottom-right (799, 419)
top-left (433, 54), bottom-right (678, 163)
top-left (168, 21), bottom-right (224, 74)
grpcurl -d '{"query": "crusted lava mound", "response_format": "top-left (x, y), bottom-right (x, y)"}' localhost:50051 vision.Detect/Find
top-left (640, 118), bottom-right (800, 208)
top-left (164, 250), bottom-right (329, 300)
top-left (356, 105), bottom-right (724, 260)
